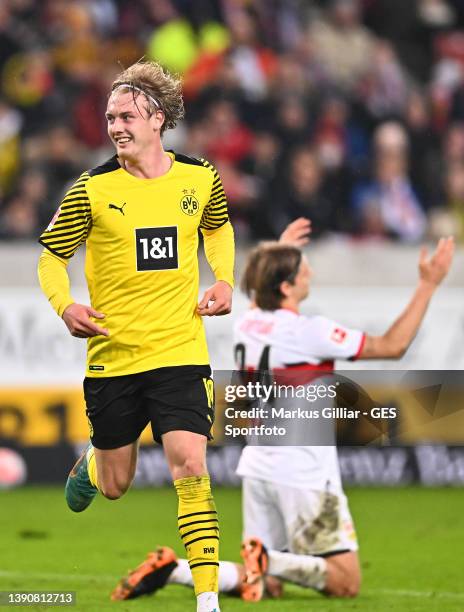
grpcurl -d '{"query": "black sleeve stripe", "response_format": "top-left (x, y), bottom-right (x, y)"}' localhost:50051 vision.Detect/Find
top-left (59, 205), bottom-right (91, 214)
top-left (208, 205), bottom-right (228, 212)
top-left (38, 172), bottom-right (91, 257)
top-left (180, 526), bottom-right (219, 540)
top-left (43, 232), bottom-right (87, 248)
top-left (207, 213), bottom-right (228, 221)
top-left (38, 240), bottom-right (72, 259)
top-left (178, 510), bottom-right (217, 521)
top-left (53, 214), bottom-right (89, 224)
top-left (43, 225), bottom-right (88, 242)
top-left (41, 225), bottom-right (87, 240)
top-left (51, 222), bottom-right (87, 232)
top-left (183, 535), bottom-right (219, 548)
top-left (60, 247), bottom-right (80, 258)
top-left (64, 189), bottom-right (87, 196)
top-left (56, 239), bottom-right (87, 256)
top-left (200, 158), bottom-right (213, 169)
top-left (61, 196), bottom-right (91, 205)
top-left (211, 190), bottom-right (225, 200)
top-left (210, 193), bottom-right (227, 203)
top-left (178, 517), bottom-right (219, 530)
top-left (199, 158), bottom-right (229, 229)
top-left (208, 213), bottom-right (228, 220)
top-left (209, 202), bottom-right (227, 210)
top-left (44, 231), bottom-right (88, 245)
top-left (200, 218), bottom-right (228, 230)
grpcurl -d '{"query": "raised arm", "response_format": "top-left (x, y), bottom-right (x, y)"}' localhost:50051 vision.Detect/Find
top-left (359, 237), bottom-right (454, 359)
top-left (279, 217), bottom-right (312, 247)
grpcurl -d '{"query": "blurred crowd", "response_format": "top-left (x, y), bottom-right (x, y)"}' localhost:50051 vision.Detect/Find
top-left (1, 0), bottom-right (464, 243)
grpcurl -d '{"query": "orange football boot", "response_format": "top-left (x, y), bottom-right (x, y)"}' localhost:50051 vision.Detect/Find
top-left (111, 546), bottom-right (178, 600)
top-left (240, 537), bottom-right (269, 602)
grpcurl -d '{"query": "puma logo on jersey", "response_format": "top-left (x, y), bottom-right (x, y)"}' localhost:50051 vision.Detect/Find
top-left (108, 202), bottom-right (126, 215)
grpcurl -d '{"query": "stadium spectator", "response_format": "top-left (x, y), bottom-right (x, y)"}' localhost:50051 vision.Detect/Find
top-left (404, 90), bottom-right (442, 210)
top-left (307, 0), bottom-right (375, 93)
top-left (359, 40), bottom-right (409, 120)
top-left (256, 147), bottom-right (335, 240)
top-left (205, 99), bottom-right (255, 164)
top-left (352, 122), bottom-right (427, 241)
top-left (431, 161), bottom-right (464, 241)
top-left (0, 99), bottom-right (21, 195)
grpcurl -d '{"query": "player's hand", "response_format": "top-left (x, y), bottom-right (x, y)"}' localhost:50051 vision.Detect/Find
top-left (279, 217), bottom-right (312, 247)
top-left (197, 281), bottom-right (233, 316)
top-left (62, 303), bottom-right (109, 338)
top-left (418, 236), bottom-right (454, 287)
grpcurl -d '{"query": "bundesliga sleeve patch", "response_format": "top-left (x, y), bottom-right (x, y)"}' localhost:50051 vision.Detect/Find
top-left (331, 327), bottom-right (347, 343)
top-left (135, 226), bottom-right (179, 271)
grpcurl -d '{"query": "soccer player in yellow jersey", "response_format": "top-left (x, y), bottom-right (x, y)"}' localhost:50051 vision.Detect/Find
top-left (37, 60), bottom-right (234, 612)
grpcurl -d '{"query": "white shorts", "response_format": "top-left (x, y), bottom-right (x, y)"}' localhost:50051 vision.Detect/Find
top-left (242, 477), bottom-right (358, 556)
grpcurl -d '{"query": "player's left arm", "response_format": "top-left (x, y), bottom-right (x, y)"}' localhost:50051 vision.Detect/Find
top-left (198, 160), bottom-right (235, 316)
top-left (199, 222), bottom-right (234, 316)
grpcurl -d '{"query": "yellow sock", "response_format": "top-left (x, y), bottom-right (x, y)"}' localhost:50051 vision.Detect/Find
top-left (87, 447), bottom-right (100, 491)
top-left (174, 475), bottom-right (219, 595)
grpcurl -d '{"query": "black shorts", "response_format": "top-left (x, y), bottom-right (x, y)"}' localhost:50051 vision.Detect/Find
top-left (83, 365), bottom-right (215, 449)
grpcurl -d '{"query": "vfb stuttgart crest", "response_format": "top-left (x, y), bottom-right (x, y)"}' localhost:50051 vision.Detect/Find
top-left (180, 189), bottom-right (200, 216)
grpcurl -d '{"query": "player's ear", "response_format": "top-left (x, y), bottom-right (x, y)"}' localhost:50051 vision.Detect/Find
top-left (280, 280), bottom-right (292, 298)
top-left (151, 109), bottom-right (165, 133)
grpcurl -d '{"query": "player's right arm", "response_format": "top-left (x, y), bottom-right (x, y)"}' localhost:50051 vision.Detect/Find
top-left (359, 237), bottom-right (454, 360)
top-left (37, 172), bottom-right (108, 338)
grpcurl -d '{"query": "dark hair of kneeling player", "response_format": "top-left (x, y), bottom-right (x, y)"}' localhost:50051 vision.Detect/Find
top-left (241, 242), bottom-right (302, 311)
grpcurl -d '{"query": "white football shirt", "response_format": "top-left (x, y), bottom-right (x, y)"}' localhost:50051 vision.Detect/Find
top-left (234, 307), bottom-right (365, 491)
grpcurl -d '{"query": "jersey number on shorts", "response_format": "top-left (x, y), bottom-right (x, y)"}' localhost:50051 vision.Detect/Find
top-left (202, 377), bottom-right (214, 409)
top-left (135, 226), bottom-right (179, 271)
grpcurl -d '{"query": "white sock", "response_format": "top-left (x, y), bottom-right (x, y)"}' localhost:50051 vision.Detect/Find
top-left (268, 550), bottom-right (327, 590)
top-left (197, 591), bottom-right (219, 612)
top-left (168, 558), bottom-right (192, 586)
top-left (168, 559), bottom-right (240, 592)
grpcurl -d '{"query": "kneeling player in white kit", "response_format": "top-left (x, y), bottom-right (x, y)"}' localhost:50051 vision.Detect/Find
top-left (112, 222), bottom-right (454, 602)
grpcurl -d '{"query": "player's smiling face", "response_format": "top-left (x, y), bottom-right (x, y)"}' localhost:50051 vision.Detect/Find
top-left (106, 91), bottom-right (164, 161)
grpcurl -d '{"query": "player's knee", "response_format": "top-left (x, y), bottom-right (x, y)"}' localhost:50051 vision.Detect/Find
top-left (344, 564), bottom-right (361, 597)
top-left (175, 457), bottom-right (207, 479)
top-left (326, 580), bottom-right (360, 598)
top-left (340, 576), bottom-right (360, 597)
top-left (100, 480), bottom-right (130, 500)
top-left (325, 561), bottom-right (361, 598)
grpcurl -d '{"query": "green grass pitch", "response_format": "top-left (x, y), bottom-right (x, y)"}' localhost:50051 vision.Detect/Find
top-left (0, 486), bottom-right (463, 611)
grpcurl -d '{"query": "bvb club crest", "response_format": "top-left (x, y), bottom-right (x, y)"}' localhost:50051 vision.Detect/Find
top-left (180, 189), bottom-right (200, 216)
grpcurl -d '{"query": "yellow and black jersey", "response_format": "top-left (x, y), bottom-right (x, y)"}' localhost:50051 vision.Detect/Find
top-left (38, 152), bottom-right (234, 377)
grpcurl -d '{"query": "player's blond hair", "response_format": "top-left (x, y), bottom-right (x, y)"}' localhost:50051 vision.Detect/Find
top-left (111, 60), bottom-right (184, 135)
top-left (242, 243), bottom-right (302, 311)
